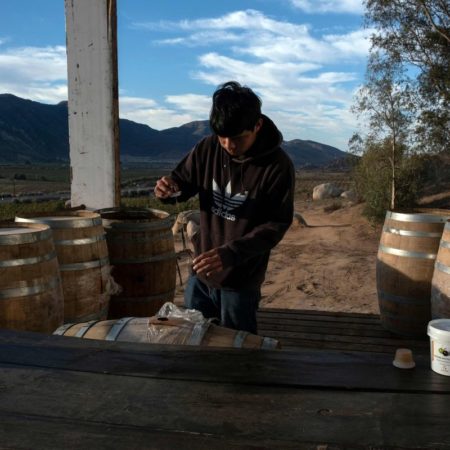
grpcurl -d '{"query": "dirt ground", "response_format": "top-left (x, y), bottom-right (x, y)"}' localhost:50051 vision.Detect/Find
top-left (174, 198), bottom-right (382, 314)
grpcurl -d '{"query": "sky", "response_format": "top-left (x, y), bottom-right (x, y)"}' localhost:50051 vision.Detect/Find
top-left (0, 0), bottom-right (371, 151)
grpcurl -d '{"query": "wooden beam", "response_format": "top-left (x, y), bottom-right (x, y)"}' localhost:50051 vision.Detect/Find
top-left (65, 0), bottom-right (120, 209)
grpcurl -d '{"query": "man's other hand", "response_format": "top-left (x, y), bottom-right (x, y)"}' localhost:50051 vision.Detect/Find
top-left (192, 248), bottom-right (224, 277)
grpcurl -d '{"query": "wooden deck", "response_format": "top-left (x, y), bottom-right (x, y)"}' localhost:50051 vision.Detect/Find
top-left (0, 308), bottom-right (448, 449)
top-left (257, 307), bottom-right (429, 355)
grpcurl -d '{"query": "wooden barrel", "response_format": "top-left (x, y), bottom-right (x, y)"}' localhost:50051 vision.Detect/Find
top-left (98, 208), bottom-right (177, 318)
top-left (377, 209), bottom-right (449, 337)
top-left (54, 316), bottom-right (280, 349)
top-left (431, 220), bottom-right (450, 319)
top-left (15, 211), bottom-right (110, 323)
top-left (0, 222), bottom-right (64, 332)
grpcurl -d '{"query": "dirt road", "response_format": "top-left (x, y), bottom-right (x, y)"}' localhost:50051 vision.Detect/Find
top-left (174, 199), bottom-right (382, 314)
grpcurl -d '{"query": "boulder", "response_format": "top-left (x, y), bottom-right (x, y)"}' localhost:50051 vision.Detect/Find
top-left (172, 209), bottom-right (201, 242)
top-left (312, 183), bottom-right (343, 201)
top-left (340, 190), bottom-right (358, 203)
top-left (292, 211), bottom-right (308, 228)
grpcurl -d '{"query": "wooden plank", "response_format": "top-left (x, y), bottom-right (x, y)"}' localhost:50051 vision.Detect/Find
top-left (0, 329), bottom-right (447, 393)
top-left (0, 411), bottom-right (301, 450)
top-left (257, 313), bottom-right (385, 327)
top-left (258, 307), bottom-right (381, 320)
top-left (257, 329), bottom-right (428, 349)
top-left (257, 318), bottom-right (408, 337)
top-left (0, 363), bottom-right (449, 449)
top-left (257, 320), bottom-right (390, 337)
top-left (274, 337), bottom-right (427, 354)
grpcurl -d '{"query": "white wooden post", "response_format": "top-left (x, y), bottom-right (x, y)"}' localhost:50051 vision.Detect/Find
top-left (65, 0), bottom-right (120, 209)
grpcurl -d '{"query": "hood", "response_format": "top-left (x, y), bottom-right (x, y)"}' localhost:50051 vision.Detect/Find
top-left (229, 114), bottom-right (283, 164)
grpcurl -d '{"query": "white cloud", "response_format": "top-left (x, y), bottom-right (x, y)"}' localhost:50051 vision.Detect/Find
top-left (119, 94), bottom-right (209, 130)
top-left (138, 9), bottom-right (369, 148)
top-left (165, 93), bottom-right (211, 116)
top-left (145, 10), bottom-right (369, 65)
top-left (0, 45), bottom-right (67, 103)
top-left (289, 0), bottom-right (364, 14)
top-left (324, 29), bottom-right (372, 57)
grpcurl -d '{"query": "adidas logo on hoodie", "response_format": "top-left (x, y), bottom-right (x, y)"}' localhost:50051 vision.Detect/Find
top-left (211, 179), bottom-right (248, 221)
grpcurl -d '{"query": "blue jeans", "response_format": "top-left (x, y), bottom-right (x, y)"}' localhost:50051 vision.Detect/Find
top-left (184, 275), bottom-right (261, 334)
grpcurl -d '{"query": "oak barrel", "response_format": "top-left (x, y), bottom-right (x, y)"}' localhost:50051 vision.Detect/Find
top-left (54, 316), bottom-right (280, 349)
top-left (377, 209), bottom-right (449, 336)
top-left (0, 222), bottom-right (64, 332)
top-left (16, 211), bottom-right (110, 323)
top-left (98, 208), bottom-right (177, 318)
top-left (431, 220), bottom-right (450, 319)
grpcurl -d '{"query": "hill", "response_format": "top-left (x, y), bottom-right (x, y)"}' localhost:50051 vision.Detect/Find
top-left (0, 94), bottom-right (348, 166)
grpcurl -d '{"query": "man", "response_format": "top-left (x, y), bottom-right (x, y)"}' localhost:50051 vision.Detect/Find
top-left (155, 81), bottom-right (295, 334)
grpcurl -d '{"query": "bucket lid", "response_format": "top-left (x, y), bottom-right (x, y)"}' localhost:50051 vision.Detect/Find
top-left (427, 319), bottom-right (450, 340)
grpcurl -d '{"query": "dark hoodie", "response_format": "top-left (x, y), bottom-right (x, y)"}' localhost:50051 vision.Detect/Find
top-left (169, 114), bottom-right (295, 290)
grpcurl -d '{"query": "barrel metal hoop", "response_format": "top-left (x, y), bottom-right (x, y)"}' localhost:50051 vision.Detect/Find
top-left (64, 306), bottom-right (109, 324)
top-left (0, 228), bottom-right (53, 245)
top-left (435, 261), bottom-right (450, 275)
top-left (75, 320), bottom-right (100, 338)
top-left (382, 226), bottom-right (443, 238)
top-left (378, 289), bottom-right (429, 306)
top-left (261, 337), bottom-right (279, 350)
top-left (386, 211), bottom-right (448, 223)
top-left (440, 240), bottom-right (450, 249)
top-left (110, 252), bottom-right (177, 265)
top-left (233, 331), bottom-right (249, 348)
top-left (16, 216), bottom-right (102, 228)
top-left (111, 291), bottom-right (175, 303)
top-left (105, 220), bottom-right (171, 232)
top-left (105, 317), bottom-right (135, 341)
top-left (53, 322), bottom-right (78, 336)
top-left (105, 231), bottom-right (173, 243)
top-left (60, 256), bottom-right (110, 271)
top-left (188, 322), bottom-right (211, 346)
top-left (54, 235), bottom-right (106, 246)
top-left (378, 244), bottom-right (436, 260)
top-left (0, 251), bottom-right (57, 268)
top-left (0, 276), bottom-right (61, 300)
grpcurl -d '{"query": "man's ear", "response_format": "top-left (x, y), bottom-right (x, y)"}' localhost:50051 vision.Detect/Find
top-left (254, 117), bottom-right (263, 133)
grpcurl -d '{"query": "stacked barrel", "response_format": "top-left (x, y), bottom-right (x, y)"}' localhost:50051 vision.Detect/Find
top-left (377, 209), bottom-right (450, 337)
top-left (0, 208), bottom-right (177, 334)
top-left (0, 222), bottom-right (63, 333)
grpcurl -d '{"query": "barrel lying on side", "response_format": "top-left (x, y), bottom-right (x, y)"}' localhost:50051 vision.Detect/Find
top-left (377, 209), bottom-right (449, 337)
top-left (0, 223), bottom-right (64, 332)
top-left (54, 316), bottom-right (280, 349)
top-left (16, 211), bottom-right (110, 323)
top-left (431, 220), bottom-right (450, 319)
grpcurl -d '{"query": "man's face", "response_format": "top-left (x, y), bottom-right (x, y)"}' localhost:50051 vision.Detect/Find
top-left (218, 118), bottom-right (262, 157)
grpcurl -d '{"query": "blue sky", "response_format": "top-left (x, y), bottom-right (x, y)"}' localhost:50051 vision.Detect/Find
top-left (0, 0), bottom-right (371, 150)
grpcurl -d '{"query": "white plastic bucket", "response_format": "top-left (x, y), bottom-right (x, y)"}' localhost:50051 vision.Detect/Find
top-left (427, 319), bottom-right (450, 376)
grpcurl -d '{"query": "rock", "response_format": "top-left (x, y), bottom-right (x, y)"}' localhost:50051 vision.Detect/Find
top-left (292, 211), bottom-right (308, 227)
top-left (340, 190), bottom-right (358, 203)
top-left (172, 209), bottom-right (201, 242)
top-left (312, 183), bottom-right (343, 201)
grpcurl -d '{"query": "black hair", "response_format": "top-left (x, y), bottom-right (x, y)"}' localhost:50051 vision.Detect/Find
top-left (209, 81), bottom-right (262, 137)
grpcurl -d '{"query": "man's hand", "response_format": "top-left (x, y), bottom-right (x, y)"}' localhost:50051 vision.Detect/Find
top-left (192, 248), bottom-right (224, 277)
top-left (154, 176), bottom-right (180, 199)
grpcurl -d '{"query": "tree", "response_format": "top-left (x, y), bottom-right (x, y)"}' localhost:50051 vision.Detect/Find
top-left (352, 56), bottom-right (415, 211)
top-left (364, 0), bottom-right (450, 154)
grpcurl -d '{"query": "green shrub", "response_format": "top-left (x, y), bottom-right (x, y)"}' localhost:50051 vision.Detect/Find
top-left (352, 143), bottom-right (426, 221)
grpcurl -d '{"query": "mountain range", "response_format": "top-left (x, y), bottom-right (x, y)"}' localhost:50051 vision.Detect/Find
top-left (0, 94), bottom-right (348, 167)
